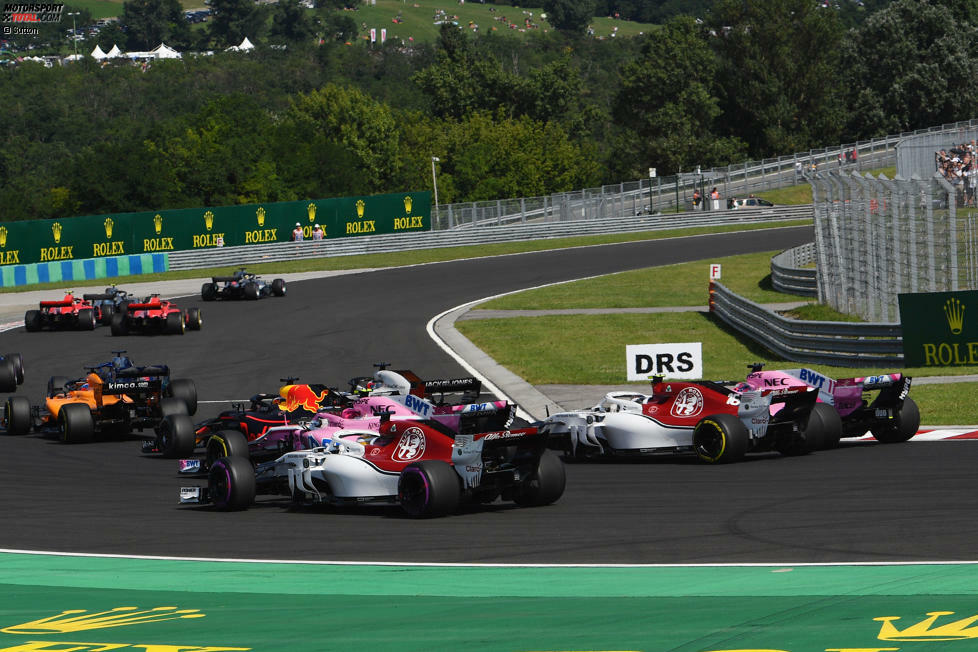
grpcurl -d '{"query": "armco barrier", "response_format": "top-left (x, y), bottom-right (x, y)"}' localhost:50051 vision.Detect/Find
top-left (709, 280), bottom-right (903, 366)
top-left (770, 243), bottom-right (817, 296)
top-left (0, 252), bottom-right (168, 288)
top-left (168, 205), bottom-right (814, 271)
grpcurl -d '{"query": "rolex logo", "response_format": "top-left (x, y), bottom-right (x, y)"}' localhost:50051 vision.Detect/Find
top-left (154, 213), bottom-right (163, 234)
top-left (356, 199), bottom-right (365, 219)
top-left (1, 606), bottom-right (206, 634)
top-left (944, 298), bottom-right (965, 335)
top-left (0, 226), bottom-right (7, 248)
top-left (104, 217), bottom-right (114, 239)
top-left (876, 611), bottom-right (978, 641)
top-left (204, 210), bottom-right (214, 231)
top-left (307, 202), bottom-right (317, 223)
top-left (52, 222), bottom-right (62, 244)
top-left (256, 206), bottom-right (266, 227)
top-left (404, 196), bottom-right (412, 214)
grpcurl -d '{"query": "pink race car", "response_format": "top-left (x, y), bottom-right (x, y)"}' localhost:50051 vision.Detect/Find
top-left (742, 364), bottom-right (919, 445)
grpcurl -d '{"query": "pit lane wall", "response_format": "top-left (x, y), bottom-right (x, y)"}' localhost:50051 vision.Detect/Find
top-left (0, 191), bottom-right (429, 287)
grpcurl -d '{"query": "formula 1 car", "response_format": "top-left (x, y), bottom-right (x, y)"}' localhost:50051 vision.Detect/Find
top-left (83, 286), bottom-right (133, 326)
top-left (24, 292), bottom-right (101, 331)
top-left (2, 352), bottom-right (197, 455)
top-left (179, 411), bottom-right (566, 518)
top-left (201, 268), bottom-right (286, 301)
top-left (543, 376), bottom-right (832, 463)
top-left (742, 364), bottom-right (919, 445)
top-left (109, 294), bottom-right (202, 335)
top-left (0, 353), bottom-right (24, 393)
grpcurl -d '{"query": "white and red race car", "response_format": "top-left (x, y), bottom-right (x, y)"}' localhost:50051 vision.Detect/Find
top-left (542, 376), bottom-right (835, 463)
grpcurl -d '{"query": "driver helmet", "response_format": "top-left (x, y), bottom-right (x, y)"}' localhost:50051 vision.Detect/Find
top-left (341, 407), bottom-right (358, 420)
top-left (733, 382), bottom-right (753, 394)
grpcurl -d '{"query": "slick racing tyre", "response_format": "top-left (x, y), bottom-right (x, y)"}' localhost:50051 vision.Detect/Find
top-left (185, 308), bottom-right (202, 331)
top-left (100, 304), bottom-right (114, 325)
top-left (809, 402), bottom-right (843, 449)
top-left (208, 456), bottom-right (255, 511)
top-left (513, 449), bottom-right (566, 507)
top-left (871, 397), bottom-right (921, 444)
top-left (693, 413), bottom-right (749, 463)
top-left (271, 278), bottom-right (286, 297)
top-left (165, 379), bottom-right (198, 415)
top-left (59, 403), bottom-right (95, 444)
top-left (110, 313), bottom-right (129, 336)
top-left (206, 430), bottom-right (249, 469)
top-left (24, 310), bottom-right (42, 332)
top-left (0, 359), bottom-right (16, 394)
top-left (4, 396), bottom-right (31, 435)
top-left (398, 460), bottom-right (461, 518)
top-left (157, 414), bottom-right (195, 458)
top-left (78, 309), bottom-right (96, 331)
top-left (201, 282), bottom-right (218, 301)
top-left (166, 311), bottom-right (185, 335)
top-left (159, 397), bottom-right (189, 419)
top-left (46, 376), bottom-right (71, 398)
top-left (3, 353), bottom-right (24, 385)
top-left (244, 283), bottom-right (260, 300)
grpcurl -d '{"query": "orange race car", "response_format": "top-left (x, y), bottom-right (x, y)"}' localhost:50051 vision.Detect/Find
top-left (2, 352), bottom-right (197, 456)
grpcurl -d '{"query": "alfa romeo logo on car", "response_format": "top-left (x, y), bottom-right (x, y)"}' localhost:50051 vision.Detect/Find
top-left (393, 427), bottom-right (425, 461)
top-left (670, 387), bottom-right (704, 418)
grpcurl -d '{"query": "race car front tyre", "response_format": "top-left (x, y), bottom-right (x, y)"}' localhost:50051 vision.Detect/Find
top-left (0, 359), bottom-right (16, 393)
top-left (24, 310), bottom-right (41, 332)
top-left (59, 404), bottom-right (94, 444)
top-left (78, 309), bottom-right (96, 331)
top-left (185, 308), bottom-right (202, 331)
top-left (693, 413), bottom-right (749, 464)
top-left (513, 449), bottom-right (566, 507)
top-left (271, 278), bottom-right (286, 297)
top-left (166, 379), bottom-right (198, 415)
top-left (244, 283), bottom-right (260, 300)
top-left (208, 456), bottom-right (255, 511)
top-left (110, 313), bottom-right (129, 336)
top-left (157, 414), bottom-right (195, 458)
top-left (166, 312), bottom-right (185, 335)
top-left (201, 283), bottom-right (218, 301)
top-left (3, 353), bottom-right (24, 384)
top-left (46, 375), bottom-right (70, 398)
top-left (206, 430), bottom-right (249, 469)
top-left (871, 397), bottom-right (921, 443)
top-left (398, 460), bottom-right (461, 518)
top-left (4, 396), bottom-right (31, 435)
top-left (159, 397), bottom-right (189, 419)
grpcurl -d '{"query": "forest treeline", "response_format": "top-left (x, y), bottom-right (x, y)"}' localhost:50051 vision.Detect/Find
top-left (3, 0), bottom-right (978, 222)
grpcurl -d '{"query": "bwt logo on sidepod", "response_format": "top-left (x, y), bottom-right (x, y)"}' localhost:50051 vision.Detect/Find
top-left (403, 394), bottom-right (433, 417)
top-left (394, 427), bottom-right (426, 462)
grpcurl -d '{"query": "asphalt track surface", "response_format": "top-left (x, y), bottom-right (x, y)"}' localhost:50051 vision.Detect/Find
top-left (4, 225), bottom-right (975, 565)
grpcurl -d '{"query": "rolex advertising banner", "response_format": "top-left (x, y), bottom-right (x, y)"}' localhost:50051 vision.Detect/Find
top-left (898, 290), bottom-right (978, 367)
top-left (0, 191), bottom-right (431, 267)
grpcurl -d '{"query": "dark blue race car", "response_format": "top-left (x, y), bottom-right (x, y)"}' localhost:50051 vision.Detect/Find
top-left (201, 269), bottom-right (286, 301)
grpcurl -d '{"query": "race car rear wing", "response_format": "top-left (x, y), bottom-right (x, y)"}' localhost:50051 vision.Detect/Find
top-left (82, 293), bottom-right (113, 301)
top-left (211, 276), bottom-right (237, 282)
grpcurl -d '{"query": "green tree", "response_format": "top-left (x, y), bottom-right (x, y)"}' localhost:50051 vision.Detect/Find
top-left (542, 0), bottom-right (596, 36)
top-left (269, 0), bottom-right (318, 44)
top-left (121, 0), bottom-right (192, 50)
top-left (207, 0), bottom-right (269, 48)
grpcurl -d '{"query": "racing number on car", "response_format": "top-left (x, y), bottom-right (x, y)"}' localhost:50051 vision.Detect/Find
top-left (670, 387), bottom-right (704, 418)
top-left (393, 427), bottom-right (426, 462)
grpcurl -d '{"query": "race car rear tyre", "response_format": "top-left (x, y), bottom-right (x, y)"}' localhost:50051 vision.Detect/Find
top-left (201, 283), bottom-right (218, 301)
top-left (78, 309), bottom-right (96, 331)
top-left (871, 397), bottom-right (920, 443)
top-left (0, 359), bottom-right (16, 393)
top-left (59, 403), bottom-right (94, 444)
top-left (208, 456), bottom-right (255, 511)
top-left (166, 312), bottom-right (185, 335)
top-left (4, 396), bottom-right (31, 435)
top-left (810, 402), bottom-right (843, 449)
top-left (693, 413), bottom-right (749, 464)
top-left (271, 278), bottom-right (286, 297)
top-left (244, 283), bottom-right (260, 300)
top-left (3, 353), bottom-right (24, 384)
top-left (46, 376), bottom-right (71, 398)
top-left (185, 308), bottom-right (202, 331)
top-left (100, 304), bottom-right (114, 325)
top-left (110, 313), bottom-right (129, 336)
top-left (398, 460), bottom-right (461, 518)
top-left (157, 414), bottom-right (195, 458)
top-left (513, 449), bottom-right (566, 507)
top-left (24, 310), bottom-right (41, 332)
top-left (166, 379), bottom-right (198, 415)
top-left (206, 430), bottom-right (249, 469)
top-left (159, 397), bottom-right (189, 419)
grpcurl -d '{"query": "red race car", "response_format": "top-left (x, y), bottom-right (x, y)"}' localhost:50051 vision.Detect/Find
top-left (24, 292), bottom-right (101, 331)
top-left (110, 294), bottom-right (202, 336)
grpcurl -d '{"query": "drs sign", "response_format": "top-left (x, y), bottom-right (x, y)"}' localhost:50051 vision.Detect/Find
top-left (626, 343), bottom-right (703, 380)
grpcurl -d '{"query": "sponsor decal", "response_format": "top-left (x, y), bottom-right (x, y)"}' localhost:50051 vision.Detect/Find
top-left (482, 430), bottom-right (523, 440)
top-left (670, 387), bottom-right (704, 418)
top-left (403, 393), bottom-right (433, 418)
top-left (393, 427), bottom-right (425, 461)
